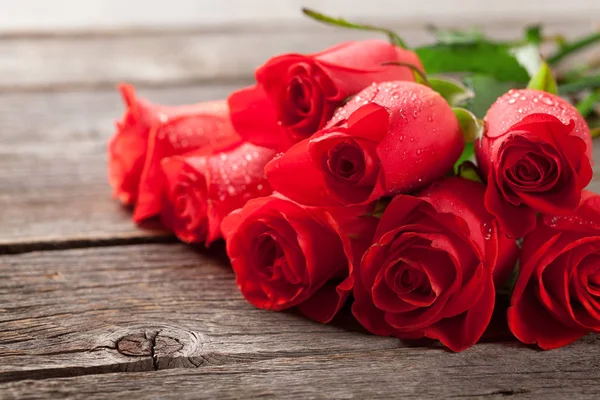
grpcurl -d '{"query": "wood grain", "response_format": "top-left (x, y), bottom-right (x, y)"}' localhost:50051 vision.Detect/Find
top-left (0, 244), bottom-right (400, 382)
top-left (0, 84), bottom-right (244, 251)
top-left (3, 346), bottom-right (600, 400)
top-left (1, 243), bottom-right (599, 399)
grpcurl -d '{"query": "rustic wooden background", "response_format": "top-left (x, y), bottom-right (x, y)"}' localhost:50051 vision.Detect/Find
top-left (1, 2), bottom-right (599, 398)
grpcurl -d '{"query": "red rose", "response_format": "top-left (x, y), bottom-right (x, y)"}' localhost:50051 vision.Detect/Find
top-left (221, 194), bottom-right (377, 323)
top-left (265, 81), bottom-right (463, 206)
top-left (352, 178), bottom-right (518, 351)
top-left (107, 83), bottom-right (241, 222)
top-left (476, 89), bottom-right (593, 238)
top-left (228, 40), bottom-right (423, 150)
top-left (160, 142), bottom-right (275, 245)
top-left (508, 191), bottom-right (600, 350)
top-left (108, 84), bottom-right (167, 205)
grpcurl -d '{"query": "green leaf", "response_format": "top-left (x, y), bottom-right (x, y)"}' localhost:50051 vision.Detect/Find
top-left (510, 43), bottom-right (543, 78)
top-left (456, 160), bottom-right (482, 182)
top-left (367, 197), bottom-right (392, 219)
top-left (453, 143), bottom-right (475, 173)
top-left (429, 77), bottom-right (474, 106)
top-left (302, 8), bottom-right (407, 49)
top-left (592, 128), bottom-right (600, 139)
top-left (453, 108), bottom-right (484, 143)
top-left (427, 26), bottom-right (485, 45)
top-left (415, 42), bottom-right (530, 83)
top-left (525, 25), bottom-right (542, 45)
top-left (576, 90), bottom-right (600, 118)
top-left (559, 75), bottom-right (600, 94)
top-left (547, 32), bottom-right (600, 65)
top-left (381, 62), bottom-right (429, 85)
top-left (527, 62), bottom-right (558, 94)
top-left (463, 75), bottom-right (519, 118)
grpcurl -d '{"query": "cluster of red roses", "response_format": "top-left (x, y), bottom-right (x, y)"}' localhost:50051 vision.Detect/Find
top-left (108, 39), bottom-right (599, 352)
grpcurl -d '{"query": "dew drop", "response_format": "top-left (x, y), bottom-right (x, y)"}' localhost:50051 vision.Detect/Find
top-left (508, 98), bottom-right (517, 104)
top-left (427, 116), bottom-right (433, 122)
top-left (257, 184), bottom-right (264, 191)
top-left (220, 153), bottom-right (227, 161)
top-left (481, 221), bottom-right (493, 240)
top-left (227, 186), bottom-right (236, 196)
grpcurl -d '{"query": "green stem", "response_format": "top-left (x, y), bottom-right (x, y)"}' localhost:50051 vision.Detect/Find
top-left (558, 75), bottom-right (600, 94)
top-left (576, 90), bottom-right (600, 118)
top-left (381, 61), bottom-right (429, 85)
top-left (547, 32), bottom-right (600, 65)
top-left (302, 8), bottom-right (407, 49)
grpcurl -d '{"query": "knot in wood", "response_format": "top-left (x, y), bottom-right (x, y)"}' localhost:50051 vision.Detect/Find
top-left (116, 331), bottom-right (183, 357)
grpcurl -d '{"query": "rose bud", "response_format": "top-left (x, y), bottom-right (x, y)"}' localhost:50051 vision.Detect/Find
top-left (508, 191), bottom-right (600, 350)
top-left (109, 83), bottom-right (169, 206)
top-left (106, 84), bottom-right (241, 222)
top-left (352, 178), bottom-right (518, 352)
top-left (265, 81), bottom-right (464, 206)
top-left (476, 89), bottom-right (593, 238)
top-left (228, 40), bottom-right (423, 151)
top-left (221, 194), bottom-right (378, 323)
top-left (160, 142), bottom-right (275, 246)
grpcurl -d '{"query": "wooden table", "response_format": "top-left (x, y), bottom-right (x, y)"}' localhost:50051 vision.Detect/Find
top-left (1, 27), bottom-right (600, 399)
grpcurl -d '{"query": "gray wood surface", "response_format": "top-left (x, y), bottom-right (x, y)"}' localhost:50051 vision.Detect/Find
top-left (1, 244), bottom-right (599, 399)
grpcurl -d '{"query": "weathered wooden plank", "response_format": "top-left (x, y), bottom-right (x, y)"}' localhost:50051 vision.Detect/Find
top-left (2, 340), bottom-right (600, 399)
top-left (0, 85), bottom-right (243, 250)
top-left (1, 243), bottom-right (599, 398)
top-left (0, 244), bottom-right (401, 383)
top-left (0, 21), bottom-right (594, 91)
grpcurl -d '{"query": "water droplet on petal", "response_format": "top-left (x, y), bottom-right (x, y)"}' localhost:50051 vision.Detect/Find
top-left (481, 221), bottom-right (493, 240)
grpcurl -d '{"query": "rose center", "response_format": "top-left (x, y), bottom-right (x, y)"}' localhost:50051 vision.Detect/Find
top-left (288, 77), bottom-right (312, 115)
top-left (505, 149), bottom-right (558, 192)
top-left (327, 143), bottom-right (366, 183)
top-left (256, 235), bottom-right (283, 276)
top-left (587, 269), bottom-right (600, 295)
top-left (393, 264), bottom-right (430, 296)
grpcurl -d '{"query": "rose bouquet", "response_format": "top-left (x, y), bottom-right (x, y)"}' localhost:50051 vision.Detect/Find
top-left (107, 9), bottom-right (600, 351)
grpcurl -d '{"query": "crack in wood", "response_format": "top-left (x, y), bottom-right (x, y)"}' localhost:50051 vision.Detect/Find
top-left (0, 235), bottom-right (177, 255)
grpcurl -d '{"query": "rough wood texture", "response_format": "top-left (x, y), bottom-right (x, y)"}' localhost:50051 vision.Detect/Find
top-left (0, 84), bottom-right (244, 251)
top-left (1, 244), bottom-right (599, 399)
top-left (3, 347), bottom-right (600, 400)
top-left (0, 244), bottom-right (400, 381)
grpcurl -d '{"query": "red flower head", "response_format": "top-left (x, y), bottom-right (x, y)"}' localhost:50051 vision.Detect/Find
top-left (221, 194), bottom-right (378, 323)
top-left (352, 178), bottom-right (518, 352)
top-left (476, 89), bottom-right (593, 238)
top-left (228, 40), bottom-right (423, 151)
top-left (106, 84), bottom-right (240, 222)
top-left (160, 142), bottom-right (275, 246)
top-left (508, 192), bottom-right (600, 349)
top-left (265, 81), bottom-right (464, 206)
